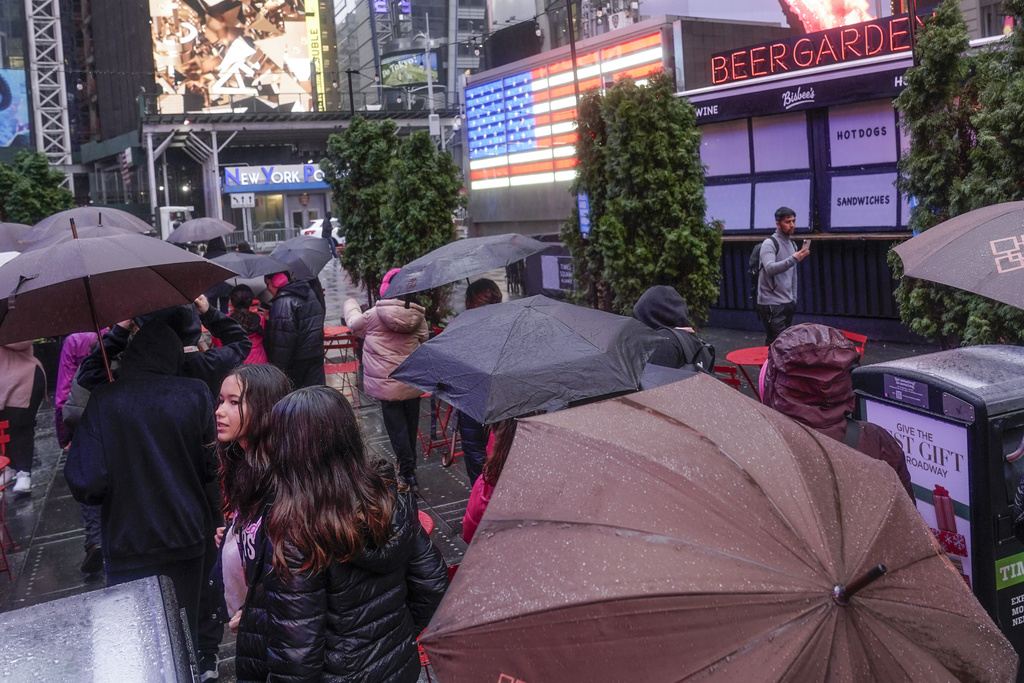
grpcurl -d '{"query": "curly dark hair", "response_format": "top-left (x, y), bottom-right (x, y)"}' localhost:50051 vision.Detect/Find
top-left (465, 278), bottom-right (502, 310)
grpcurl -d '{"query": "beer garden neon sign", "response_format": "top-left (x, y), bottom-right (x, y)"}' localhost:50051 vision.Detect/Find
top-left (710, 14), bottom-right (922, 86)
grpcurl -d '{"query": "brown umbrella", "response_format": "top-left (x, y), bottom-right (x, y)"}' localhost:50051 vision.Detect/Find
top-left (420, 374), bottom-right (1018, 682)
top-left (892, 201), bottom-right (1024, 309)
top-left (0, 234), bottom-right (235, 377)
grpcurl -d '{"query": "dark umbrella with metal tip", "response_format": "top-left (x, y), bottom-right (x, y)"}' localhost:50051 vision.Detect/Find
top-left (21, 223), bottom-right (147, 252)
top-left (269, 235), bottom-right (333, 280)
top-left (0, 233), bottom-right (235, 379)
top-left (382, 233), bottom-right (549, 298)
top-left (26, 207), bottom-right (152, 242)
top-left (893, 201), bottom-right (1024, 309)
top-left (421, 374), bottom-right (1019, 682)
top-left (390, 295), bottom-right (664, 424)
top-left (211, 252), bottom-right (290, 279)
top-left (167, 217), bottom-right (237, 244)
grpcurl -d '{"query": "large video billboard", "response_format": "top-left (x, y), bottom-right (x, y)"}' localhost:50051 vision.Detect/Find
top-left (465, 33), bottom-right (664, 191)
top-left (150, 0), bottom-right (326, 113)
top-left (0, 69), bottom-right (31, 149)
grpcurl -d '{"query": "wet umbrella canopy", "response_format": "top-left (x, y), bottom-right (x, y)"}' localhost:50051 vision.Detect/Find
top-left (893, 201), bottom-right (1024, 309)
top-left (390, 295), bottom-right (663, 424)
top-left (382, 233), bottom-right (548, 298)
top-left (420, 375), bottom-right (1018, 681)
top-left (211, 252), bottom-right (289, 279)
top-left (269, 235), bottom-right (333, 280)
top-left (0, 222), bottom-right (31, 252)
top-left (20, 223), bottom-right (146, 252)
top-left (26, 207), bottom-right (152, 242)
top-left (166, 217), bottom-right (237, 244)
top-left (0, 234), bottom-right (235, 344)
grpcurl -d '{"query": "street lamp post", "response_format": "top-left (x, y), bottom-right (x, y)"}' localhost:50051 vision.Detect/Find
top-left (345, 69), bottom-right (359, 117)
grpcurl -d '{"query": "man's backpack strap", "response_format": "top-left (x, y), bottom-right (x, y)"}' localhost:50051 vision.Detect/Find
top-left (843, 417), bottom-right (860, 448)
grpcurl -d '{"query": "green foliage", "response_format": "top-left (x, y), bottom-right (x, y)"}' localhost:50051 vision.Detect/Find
top-left (893, 0), bottom-right (1024, 346)
top-left (321, 118), bottom-right (463, 323)
top-left (559, 71), bottom-right (721, 324)
top-left (0, 151), bottom-right (74, 224)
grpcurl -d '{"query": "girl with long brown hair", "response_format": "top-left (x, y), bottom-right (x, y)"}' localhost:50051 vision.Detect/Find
top-left (236, 386), bottom-right (448, 682)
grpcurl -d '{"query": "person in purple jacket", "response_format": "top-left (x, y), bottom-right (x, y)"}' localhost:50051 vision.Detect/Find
top-left (54, 332), bottom-right (105, 574)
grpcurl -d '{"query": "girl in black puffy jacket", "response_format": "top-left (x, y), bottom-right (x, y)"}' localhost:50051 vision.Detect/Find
top-left (235, 385), bottom-right (449, 682)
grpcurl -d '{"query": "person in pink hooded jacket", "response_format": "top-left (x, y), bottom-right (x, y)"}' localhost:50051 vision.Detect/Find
top-left (342, 269), bottom-right (429, 491)
top-left (0, 341), bottom-right (45, 495)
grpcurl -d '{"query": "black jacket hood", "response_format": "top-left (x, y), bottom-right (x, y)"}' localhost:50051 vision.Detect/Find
top-left (632, 285), bottom-right (691, 330)
top-left (122, 319), bottom-right (184, 376)
top-left (135, 304), bottom-right (202, 346)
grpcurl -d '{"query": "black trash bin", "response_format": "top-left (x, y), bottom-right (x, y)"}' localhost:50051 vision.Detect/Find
top-left (0, 575), bottom-right (196, 681)
top-left (853, 345), bottom-right (1024, 672)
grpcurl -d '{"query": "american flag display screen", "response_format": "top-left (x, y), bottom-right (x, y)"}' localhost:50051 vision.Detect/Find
top-left (466, 33), bottom-right (665, 191)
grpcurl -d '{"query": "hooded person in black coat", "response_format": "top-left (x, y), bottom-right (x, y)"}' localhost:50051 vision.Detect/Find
top-left (65, 320), bottom-right (218, 643)
top-left (263, 271), bottom-right (325, 388)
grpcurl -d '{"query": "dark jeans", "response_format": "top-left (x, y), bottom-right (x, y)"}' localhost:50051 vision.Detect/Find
top-left (0, 367), bottom-right (45, 472)
top-left (757, 302), bottom-right (796, 346)
top-left (287, 356), bottom-right (326, 389)
top-left (380, 397), bottom-right (420, 480)
top-left (458, 413), bottom-right (488, 486)
top-left (107, 554), bottom-right (205, 646)
top-left (81, 503), bottom-right (102, 550)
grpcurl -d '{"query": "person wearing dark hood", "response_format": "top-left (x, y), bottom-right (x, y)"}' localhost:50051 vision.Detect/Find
top-left (263, 271), bottom-right (326, 388)
top-left (65, 320), bottom-right (218, 644)
top-left (632, 285), bottom-right (714, 373)
top-left (761, 323), bottom-right (915, 501)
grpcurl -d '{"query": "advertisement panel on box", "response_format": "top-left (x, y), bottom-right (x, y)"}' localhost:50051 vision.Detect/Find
top-left (0, 69), bottom-right (31, 149)
top-left (150, 0), bottom-right (326, 113)
top-left (465, 32), bottom-right (664, 192)
top-left (863, 398), bottom-right (973, 588)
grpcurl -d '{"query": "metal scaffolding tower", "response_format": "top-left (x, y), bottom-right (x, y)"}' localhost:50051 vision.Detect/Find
top-left (24, 0), bottom-right (74, 191)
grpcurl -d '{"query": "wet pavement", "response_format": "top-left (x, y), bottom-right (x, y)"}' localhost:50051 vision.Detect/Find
top-left (0, 257), bottom-right (939, 680)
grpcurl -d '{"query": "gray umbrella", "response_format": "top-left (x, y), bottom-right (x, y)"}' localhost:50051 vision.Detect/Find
top-left (21, 223), bottom-right (147, 252)
top-left (26, 207), bottom-right (152, 242)
top-left (383, 233), bottom-right (549, 298)
top-left (892, 201), bottom-right (1024, 309)
top-left (211, 252), bottom-right (290, 279)
top-left (0, 222), bottom-right (31, 252)
top-left (270, 235), bottom-right (333, 280)
top-left (390, 295), bottom-right (664, 424)
top-left (167, 217), bottom-right (237, 244)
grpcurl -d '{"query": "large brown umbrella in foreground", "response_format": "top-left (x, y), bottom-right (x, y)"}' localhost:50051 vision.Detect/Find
top-left (892, 201), bottom-right (1024, 309)
top-left (420, 374), bottom-right (1018, 682)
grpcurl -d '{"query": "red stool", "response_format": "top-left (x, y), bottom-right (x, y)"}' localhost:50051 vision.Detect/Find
top-left (0, 453), bottom-right (13, 579)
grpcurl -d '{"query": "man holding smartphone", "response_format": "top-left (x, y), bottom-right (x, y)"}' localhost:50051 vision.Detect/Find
top-left (756, 206), bottom-right (811, 345)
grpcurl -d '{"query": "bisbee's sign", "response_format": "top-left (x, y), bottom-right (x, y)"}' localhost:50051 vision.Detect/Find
top-left (710, 14), bottom-right (921, 86)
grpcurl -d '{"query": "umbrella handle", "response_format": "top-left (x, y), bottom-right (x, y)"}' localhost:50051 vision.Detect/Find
top-left (832, 564), bottom-right (887, 605)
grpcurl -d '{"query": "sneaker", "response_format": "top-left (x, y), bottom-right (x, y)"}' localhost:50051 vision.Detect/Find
top-left (199, 653), bottom-right (219, 682)
top-left (80, 544), bottom-right (103, 574)
top-left (12, 471), bottom-right (30, 495)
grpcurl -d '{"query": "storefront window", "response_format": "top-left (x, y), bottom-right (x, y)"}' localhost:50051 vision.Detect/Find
top-left (253, 194), bottom-right (284, 243)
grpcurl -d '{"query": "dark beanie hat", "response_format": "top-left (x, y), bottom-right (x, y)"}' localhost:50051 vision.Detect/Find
top-left (632, 285), bottom-right (692, 330)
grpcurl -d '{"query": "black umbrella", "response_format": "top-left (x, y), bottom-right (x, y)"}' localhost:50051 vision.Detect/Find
top-left (0, 234), bottom-right (235, 378)
top-left (892, 201), bottom-right (1024, 309)
top-left (211, 252), bottom-right (290, 279)
top-left (26, 207), bottom-right (152, 242)
top-left (0, 222), bottom-right (31, 252)
top-left (390, 295), bottom-right (664, 424)
top-left (383, 233), bottom-right (549, 298)
top-left (270, 235), bottom-right (333, 280)
top-left (167, 217), bottom-right (237, 244)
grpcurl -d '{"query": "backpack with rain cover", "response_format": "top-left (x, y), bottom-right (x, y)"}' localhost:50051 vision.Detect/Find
top-left (747, 235), bottom-right (778, 301)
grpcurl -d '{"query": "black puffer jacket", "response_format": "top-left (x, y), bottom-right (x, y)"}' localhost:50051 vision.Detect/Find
top-left (235, 490), bottom-right (449, 683)
top-left (264, 279), bottom-right (325, 387)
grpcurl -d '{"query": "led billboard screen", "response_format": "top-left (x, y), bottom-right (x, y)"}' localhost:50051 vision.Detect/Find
top-left (381, 51), bottom-right (439, 86)
top-left (465, 33), bottom-right (664, 191)
top-left (0, 69), bottom-right (31, 149)
top-left (150, 0), bottom-right (326, 113)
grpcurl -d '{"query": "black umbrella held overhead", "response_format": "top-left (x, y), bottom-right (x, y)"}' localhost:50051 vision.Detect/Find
top-left (390, 295), bottom-right (664, 424)
top-left (892, 201), bottom-right (1024, 310)
top-left (167, 217), bottom-right (237, 244)
top-left (270, 235), bottom-right (333, 280)
top-left (383, 233), bottom-right (549, 299)
top-left (21, 223), bottom-right (146, 252)
top-left (0, 233), bottom-right (235, 379)
top-left (26, 207), bottom-right (152, 242)
top-left (211, 252), bottom-right (290, 279)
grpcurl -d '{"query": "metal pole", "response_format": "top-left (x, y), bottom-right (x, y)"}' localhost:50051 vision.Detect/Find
top-left (425, 12), bottom-right (435, 114)
top-left (146, 132), bottom-right (158, 227)
top-left (564, 0), bottom-right (581, 105)
top-left (346, 69), bottom-right (357, 116)
top-left (907, 0), bottom-right (918, 67)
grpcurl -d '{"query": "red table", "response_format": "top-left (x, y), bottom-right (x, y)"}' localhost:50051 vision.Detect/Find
top-left (725, 346), bottom-right (769, 399)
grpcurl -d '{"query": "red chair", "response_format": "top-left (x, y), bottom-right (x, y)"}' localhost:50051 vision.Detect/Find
top-left (840, 330), bottom-right (867, 358)
top-left (714, 365), bottom-right (742, 390)
top-left (325, 360), bottom-right (360, 407)
top-left (417, 395), bottom-right (461, 465)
